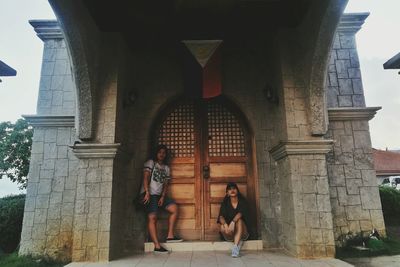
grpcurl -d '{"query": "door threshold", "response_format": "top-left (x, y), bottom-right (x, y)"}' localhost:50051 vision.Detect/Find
top-left (144, 240), bottom-right (263, 252)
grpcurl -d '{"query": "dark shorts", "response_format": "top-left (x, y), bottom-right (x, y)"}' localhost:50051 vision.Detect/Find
top-left (145, 195), bottom-right (176, 215)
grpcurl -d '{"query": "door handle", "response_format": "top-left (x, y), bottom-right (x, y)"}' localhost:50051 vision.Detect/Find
top-left (203, 165), bottom-right (210, 179)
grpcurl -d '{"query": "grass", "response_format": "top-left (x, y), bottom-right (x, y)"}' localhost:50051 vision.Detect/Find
top-left (0, 252), bottom-right (65, 267)
top-left (336, 236), bottom-right (400, 259)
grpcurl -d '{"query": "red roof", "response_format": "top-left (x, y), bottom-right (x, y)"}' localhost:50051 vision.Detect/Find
top-left (373, 149), bottom-right (400, 176)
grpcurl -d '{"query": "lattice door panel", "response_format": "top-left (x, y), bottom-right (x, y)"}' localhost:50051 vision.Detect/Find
top-left (155, 100), bottom-right (200, 240)
top-left (207, 102), bottom-right (246, 157)
top-left (156, 102), bottom-right (195, 158)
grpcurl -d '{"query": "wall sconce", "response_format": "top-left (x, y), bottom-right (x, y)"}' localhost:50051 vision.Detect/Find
top-left (264, 84), bottom-right (279, 104)
top-left (123, 90), bottom-right (137, 108)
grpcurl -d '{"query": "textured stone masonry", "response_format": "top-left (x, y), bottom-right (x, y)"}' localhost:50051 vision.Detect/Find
top-left (324, 13), bottom-right (385, 245)
top-left (326, 116), bottom-right (385, 246)
top-left (20, 13), bottom-right (385, 262)
top-left (37, 39), bottom-right (76, 116)
top-left (19, 125), bottom-right (78, 261)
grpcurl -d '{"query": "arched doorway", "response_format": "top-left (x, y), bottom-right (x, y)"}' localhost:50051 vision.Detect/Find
top-left (152, 96), bottom-right (258, 240)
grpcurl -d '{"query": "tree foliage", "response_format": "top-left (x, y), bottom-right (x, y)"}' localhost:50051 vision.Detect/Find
top-left (379, 185), bottom-right (400, 225)
top-left (0, 119), bottom-right (33, 189)
top-left (0, 194), bottom-right (25, 253)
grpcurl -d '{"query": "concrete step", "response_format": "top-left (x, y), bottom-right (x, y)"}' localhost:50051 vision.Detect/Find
top-left (144, 240), bottom-right (263, 252)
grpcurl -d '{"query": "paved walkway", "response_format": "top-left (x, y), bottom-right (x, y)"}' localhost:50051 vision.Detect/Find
top-left (65, 251), bottom-right (353, 267)
top-left (343, 255), bottom-right (400, 267)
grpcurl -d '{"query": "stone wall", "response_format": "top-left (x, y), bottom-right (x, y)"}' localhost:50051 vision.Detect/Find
top-left (19, 124), bottom-right (78, 260)
top-left (326, 112), bottom-right (385, 245)
top-left (325, 14), bottom-right (386, 245)
top-left (20, 21), bottom-right (78, 261)
top-left (327, 14), bottom-right (368, 108)
top-left (70, 155), bottom-right (116, 262)
top-left (35, 33), bottom-right (76, 115)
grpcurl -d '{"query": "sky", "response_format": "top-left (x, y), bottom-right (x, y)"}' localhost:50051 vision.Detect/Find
top-left (0, 0), bottom-right (399, 196)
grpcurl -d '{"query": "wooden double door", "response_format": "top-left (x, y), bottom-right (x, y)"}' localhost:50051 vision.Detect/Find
top-left (154, 98), bottom-right (257, 240)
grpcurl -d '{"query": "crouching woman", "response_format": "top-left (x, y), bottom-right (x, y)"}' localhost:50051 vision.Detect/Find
top-left (217, 182), bottom-right (250, 257)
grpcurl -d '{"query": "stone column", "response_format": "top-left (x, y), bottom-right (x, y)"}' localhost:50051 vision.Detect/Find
top-left (20, 116), bottom-right (77, 261)
top-left (20, 20), bottom-right (78, 261)
top-left (69, 143), bottom-right (119, 262)
top-left (327, 107), bottom-right (386, 245)
top-left (270, 140), bottom-right (335, 258)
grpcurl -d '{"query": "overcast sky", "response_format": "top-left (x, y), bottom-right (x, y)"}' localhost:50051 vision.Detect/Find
top-left (0, 0), bottom-right (399, 196)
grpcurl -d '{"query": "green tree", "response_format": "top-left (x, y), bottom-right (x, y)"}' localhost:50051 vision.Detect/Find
top-left (0, 118), bottom-right (33, 189)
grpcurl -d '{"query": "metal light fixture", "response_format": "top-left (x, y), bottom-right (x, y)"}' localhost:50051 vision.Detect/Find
top-left (264, 84), bottom-right (279, 104)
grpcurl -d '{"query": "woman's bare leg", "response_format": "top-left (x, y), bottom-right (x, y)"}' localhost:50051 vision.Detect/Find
top-left (233, 219), bottom-right (248, 245)
top-left (165, 204), bottom-right (178, 239)
top-left (148, 213), bottom-right (161, 248)
top-left (220, 225), bottom-right (233, 241)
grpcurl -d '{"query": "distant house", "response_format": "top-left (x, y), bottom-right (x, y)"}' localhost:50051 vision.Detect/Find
top-left (0, 60), bottom-right (17, 82)
top-left (373, 148), bottom-right (400, 184)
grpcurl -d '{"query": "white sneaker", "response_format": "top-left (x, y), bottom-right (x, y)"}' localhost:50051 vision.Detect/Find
top-left (231, 244), bottom-right (240, 258)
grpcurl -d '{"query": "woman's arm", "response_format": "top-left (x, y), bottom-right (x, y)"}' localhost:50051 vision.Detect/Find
top-left (143, 170), bottom-right (151, 193)
top-left (161, 180), bottom-right (168, 198)
top-left (219, 215), bottom-right (227, 225)
top-left (142, 170), bottom-right (151, 204)
top-left (231, 212), bottom-right (242, 223)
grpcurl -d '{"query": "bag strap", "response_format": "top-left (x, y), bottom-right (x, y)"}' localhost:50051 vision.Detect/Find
top-left (147, 160), bottom-right (156, 185)
top-left (138, 160), bottom-right (156, 193)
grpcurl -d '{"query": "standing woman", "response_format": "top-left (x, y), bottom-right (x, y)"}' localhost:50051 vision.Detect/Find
top-left (218, 182), bottom-right (250, 257)
top-left (141, 144), bottom-right (183, 253)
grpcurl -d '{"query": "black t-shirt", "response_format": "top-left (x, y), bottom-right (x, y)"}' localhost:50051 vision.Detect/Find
top-left (217, 197), bottom-right (249, 225)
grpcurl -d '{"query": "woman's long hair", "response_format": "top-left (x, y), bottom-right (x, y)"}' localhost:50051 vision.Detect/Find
top-left (151, 144), bottom-right (169, 165)
top-left (222, 182), bottom-right (245, 205)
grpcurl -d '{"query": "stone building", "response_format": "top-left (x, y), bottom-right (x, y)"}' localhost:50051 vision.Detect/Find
top-left (20, 1), bottom-right (385, 263)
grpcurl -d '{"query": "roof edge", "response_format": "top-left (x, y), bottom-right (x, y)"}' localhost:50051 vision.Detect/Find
top-left (29, 19), bottom-right (63, 42)
top-left (338, 12), bottom-right (370, 34)
top-left (383, 52), bottom-right (400, 70)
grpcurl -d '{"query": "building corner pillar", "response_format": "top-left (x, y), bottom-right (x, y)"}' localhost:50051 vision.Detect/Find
top-left (327, 107), bottom-right (386, 246)
top-left (270, 140), bottom-right (335, 258)
top-left (69, 143), bottom-right (120, 262)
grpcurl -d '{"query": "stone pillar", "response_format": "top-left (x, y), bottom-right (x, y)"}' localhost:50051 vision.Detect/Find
top-left (19, 116), bottom-right (77, 261)
top-left (69, 143), bottom-right (119, 262)
top-left (327, 13), bottom-right (370, 109)
top-left (327, 108), bottom-right (386, 245)
top-left (20, 20), bottom-right (78, 261)
top-left (270, 140), bottom-right (335, 258)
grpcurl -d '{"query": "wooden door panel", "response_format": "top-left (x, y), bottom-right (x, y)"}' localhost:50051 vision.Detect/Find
top-left (170, 163), bottom-right (195, 178)
top-left (159, 204), bottom-right (195, 219)
top-left (209, 183), bottom-right (247, 198)
top-left (155, 100), bottom-right (201, 240)
top-left (154, 98), bottom-right (257, 241)
top-left (209, 163), bottom-right (247, 177)
top-left (168, 184), bottom-right (195, 200)
top-left (203, 101), bottom-right (255, 240)
top-left (210, 203), bottom-right (220, 219)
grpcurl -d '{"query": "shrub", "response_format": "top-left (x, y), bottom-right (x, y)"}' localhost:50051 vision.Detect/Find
top-left (0, 252), bottom-right (63, 267)
top-left (0, 194), bottom-right (25, 253)
top-left (379, 186), bottom-right (400, 225)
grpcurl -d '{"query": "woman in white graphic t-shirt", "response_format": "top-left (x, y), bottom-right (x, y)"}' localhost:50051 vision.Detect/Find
top-left (141, 144), bottom-right (183, 253)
